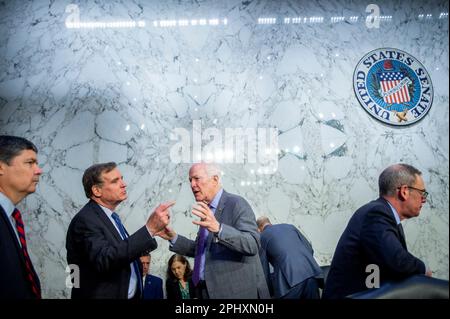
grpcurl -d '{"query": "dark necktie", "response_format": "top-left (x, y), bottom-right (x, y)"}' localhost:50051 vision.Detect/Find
top-left (192, 204), bottom-right (216, 287)
top-left (192, 226), bottom-right (208, 286)
top-left (398, 223), bottom-right (407, 249)
top-left (12, 208), bottom-right (42, 299)
top-left (111, 212), bottom-right (143, 297)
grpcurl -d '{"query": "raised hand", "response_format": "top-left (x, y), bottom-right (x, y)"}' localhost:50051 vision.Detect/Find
top-left (146, 201), bottom-right (175, 236)
top-left (192, 201), bottom-right (220, 233)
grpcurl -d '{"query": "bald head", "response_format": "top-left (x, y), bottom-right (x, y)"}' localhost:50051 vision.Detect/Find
top-left (256, 216), bottom-right (271, 233)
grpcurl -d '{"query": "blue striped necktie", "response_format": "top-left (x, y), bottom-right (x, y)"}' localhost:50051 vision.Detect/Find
top-left (111, 212), bottom-right (143, 297)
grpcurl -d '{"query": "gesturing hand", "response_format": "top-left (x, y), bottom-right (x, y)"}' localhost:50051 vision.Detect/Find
top-left (154, 225), bottom-right (177, 241)
top-left (192, 201), bottom-right (220, 233)
top-left (146, 201), bottom-right (175, 236)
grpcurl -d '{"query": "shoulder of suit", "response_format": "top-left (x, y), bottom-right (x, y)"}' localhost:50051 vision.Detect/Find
top-left (354, 198), bottom-right (390, 215)
top-left (222, 191), bottom-right (249, 205)
top-left (356, 198), bottom-right (396, 225)
top-left (69, 201), bottom-right (102, 225)
top-left (148, 274), bottom-right (163, 282)
top-left (369, 198), bottom-right (393, 216)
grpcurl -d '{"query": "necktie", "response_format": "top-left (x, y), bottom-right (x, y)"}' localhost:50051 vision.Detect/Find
top-left (12, 209), bottom-right (41, 299)
top-left (111, 212), bottom-right (143, 297)
top-left (398, 223), bottom-right (407, 248)
top-left (192, 226), bottom-right (208, 286)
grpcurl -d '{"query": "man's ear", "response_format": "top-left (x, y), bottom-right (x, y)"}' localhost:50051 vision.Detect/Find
top-left (91, 185), bottom-right (102, 198)
top-left (398, 185), bottom-right (409, 201)
top-left (0, 161), bottom-right (6, 176)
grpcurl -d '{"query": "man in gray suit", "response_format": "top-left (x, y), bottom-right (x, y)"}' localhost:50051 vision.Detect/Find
top-left (256, 216), bottom-right (322, 299)
top-left (157, 163), bottom-right (269, 299)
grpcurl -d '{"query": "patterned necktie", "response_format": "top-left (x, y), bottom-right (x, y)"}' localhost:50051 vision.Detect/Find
top-left (12, 209), bottom-right (41, 299)
top-left (111, 212), bottom-right (143, 297)
top-left (192, 226), bottom-right (208, 286)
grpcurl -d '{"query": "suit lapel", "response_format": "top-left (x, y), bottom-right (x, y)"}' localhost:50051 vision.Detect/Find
top-left (0, 205), bottom-right (24, 256)
top-left (214, 190), bottom-right (227, 222)
top-left (205, 190), bottom-right (227, 248)
top-left (397, 223), bottom-right (407, 249)
top-left (89, 200), bottom-right (123, 242)
top-left (377, 197), bottom-right (407, 249)
top-left (0, 204), bottom-right (41, 291)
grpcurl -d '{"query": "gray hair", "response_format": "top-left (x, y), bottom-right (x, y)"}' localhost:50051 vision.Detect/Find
top-left (379, 163), bottom-right (422, 197)
top-left (204, 163), bottom-right (222, 180)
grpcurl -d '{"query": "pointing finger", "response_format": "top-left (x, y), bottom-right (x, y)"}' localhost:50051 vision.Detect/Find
top-left (159, 201), bottom-right (176, 210)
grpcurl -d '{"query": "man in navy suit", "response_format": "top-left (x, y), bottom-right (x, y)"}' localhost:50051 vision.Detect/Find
top-left (323, 163), bottom-right (432, 299)
top-left (140, 252), bottom-right (163, 299)
top-left (256, 216), bottom-right (322, 299)
top-left (66, 162), bottom-right (173, 299)
top-left (0, 135), bottom-right (42, 299)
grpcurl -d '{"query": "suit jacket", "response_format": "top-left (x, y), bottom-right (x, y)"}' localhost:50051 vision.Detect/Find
top-left (142, 274), bottom-right (163, 299)
top-left (66, 200), bottom-right (158, 299)
top-left (322, 197), bottom-right (426, 299)
top-left (170, 190), bottom-right (270, 299)
top-left (0, 204), bottom-right (41, 299)
top-left (259, 224), bottom-right (322, 298)
top-left (165, 276), bottom-right (195, 300)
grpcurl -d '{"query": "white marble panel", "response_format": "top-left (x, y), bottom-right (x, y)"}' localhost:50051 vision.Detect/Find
top-left (0, 0), bottom-right (448, 298)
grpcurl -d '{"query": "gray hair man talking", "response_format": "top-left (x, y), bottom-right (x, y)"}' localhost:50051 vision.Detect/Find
top-left (157, 162), bottom-right (269, 299)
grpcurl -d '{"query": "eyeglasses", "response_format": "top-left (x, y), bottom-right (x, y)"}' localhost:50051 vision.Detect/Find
top-left (398, 186), bottom-right (429, 199)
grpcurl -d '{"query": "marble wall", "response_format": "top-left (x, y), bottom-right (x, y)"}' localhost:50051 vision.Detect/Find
top-left (0, 0), bottom-right (448, 298)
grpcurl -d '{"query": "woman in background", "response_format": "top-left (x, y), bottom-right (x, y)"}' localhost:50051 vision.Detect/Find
top-left (166, 254), bottom-right (195, 299)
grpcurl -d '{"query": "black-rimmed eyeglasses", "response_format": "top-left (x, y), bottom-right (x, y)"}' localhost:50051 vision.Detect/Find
top-left (398, 186), bottom-right (429, 199)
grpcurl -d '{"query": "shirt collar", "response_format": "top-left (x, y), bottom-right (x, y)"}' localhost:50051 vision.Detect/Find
top-left (209, 188), bottom-right (223, 210)
top-left (386, 200), bottom-right (401, 225)
top-left (98, 204), bottom-right (115, 218)
top-left (0, 191), bottom-right (15, 218)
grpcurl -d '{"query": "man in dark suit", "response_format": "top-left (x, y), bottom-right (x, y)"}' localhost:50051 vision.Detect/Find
top-left (66, 162), bottom-right (173, 299)
top-left (157, 163), bottom-right (269, 299)
top-left (0, 135), bottom-right (42, 299)
top-left (256, 217), bottom-right (322, 299)
top-left (140, 252), bottom-right (163, 299)
top-left (323, 163), bottom-right (432, 299)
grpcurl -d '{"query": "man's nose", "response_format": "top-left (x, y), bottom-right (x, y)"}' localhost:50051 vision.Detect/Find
top-left (35, 165), bottom-right (43, 175)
